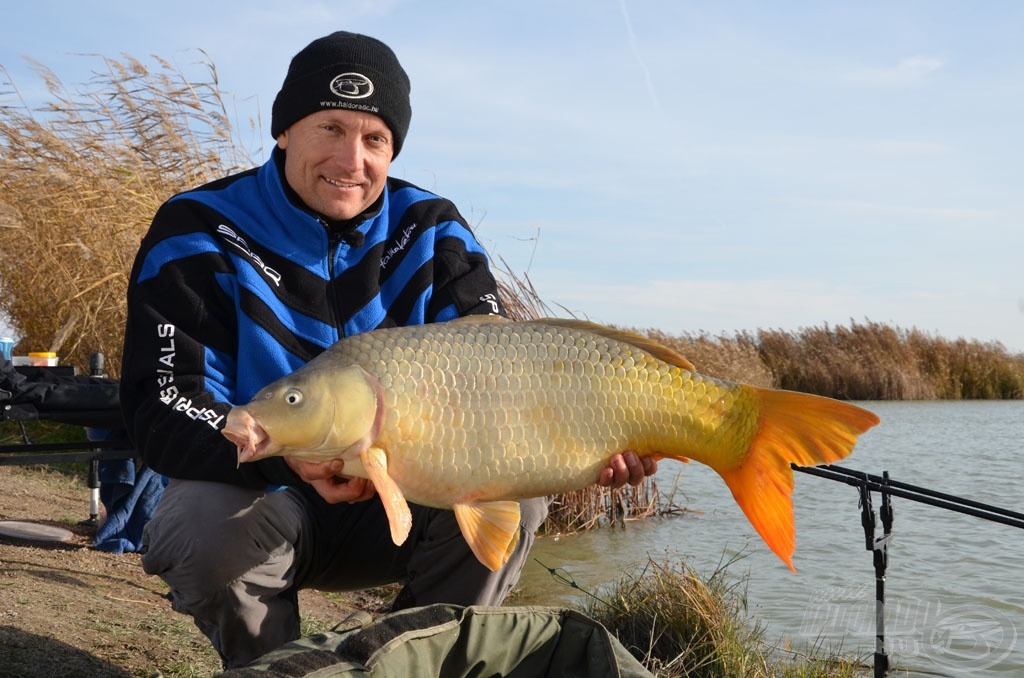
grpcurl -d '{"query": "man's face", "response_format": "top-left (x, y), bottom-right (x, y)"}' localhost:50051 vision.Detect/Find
top-left (277, 109), bottom-right (394, 221)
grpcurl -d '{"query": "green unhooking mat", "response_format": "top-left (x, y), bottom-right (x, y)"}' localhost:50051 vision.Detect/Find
top-left (217, 604), bottom-right (653, 677)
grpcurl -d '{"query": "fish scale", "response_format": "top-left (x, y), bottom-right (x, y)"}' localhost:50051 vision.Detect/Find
top-left (333, 320), bottom-right (745, 504)
top-left (225, 317), bottom-right (880, 572)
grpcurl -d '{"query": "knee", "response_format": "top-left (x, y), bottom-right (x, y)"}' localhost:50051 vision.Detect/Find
top-left (519, 496), bottom-right (550, 533)
top-left (143, 512), bottom-right (250, 592)
top-left (141, 483), bottom-right (302, 593)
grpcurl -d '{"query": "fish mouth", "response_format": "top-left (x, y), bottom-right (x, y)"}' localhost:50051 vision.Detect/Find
top-left (223, 408), bottom-right (272, 465)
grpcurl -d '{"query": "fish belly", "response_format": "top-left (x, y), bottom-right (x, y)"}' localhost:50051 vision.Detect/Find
top-left (323, 320), bottom-right (758, 508)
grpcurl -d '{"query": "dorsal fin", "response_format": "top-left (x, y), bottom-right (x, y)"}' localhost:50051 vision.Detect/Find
top-left (529, 318), bottom-right (696, 371)
top-left (448, 314), bottom-right (510, 324)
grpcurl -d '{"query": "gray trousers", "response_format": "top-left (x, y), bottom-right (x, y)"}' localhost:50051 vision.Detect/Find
top-left (140, 479), bottom-right (549, 668)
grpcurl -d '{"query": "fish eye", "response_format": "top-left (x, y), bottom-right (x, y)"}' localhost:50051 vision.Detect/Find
top-left (283, 388), bottom-right (303, 406)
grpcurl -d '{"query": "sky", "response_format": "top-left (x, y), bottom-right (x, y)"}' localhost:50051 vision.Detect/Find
top-left (2, 1), bottom-right (1023, 351)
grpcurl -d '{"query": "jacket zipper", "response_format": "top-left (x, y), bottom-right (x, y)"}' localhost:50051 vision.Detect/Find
top-left (323, 218), bottom-right (347, 341)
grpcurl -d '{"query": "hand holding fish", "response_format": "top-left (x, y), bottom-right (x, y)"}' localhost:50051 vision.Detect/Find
top-left (225, 317), bottom-right (880, 572)
top-left (284, 444), bottom-right (648, 500)
top-left (285, 456), bottom-right (377, 504)
top-left (598, 451), bottom-right (657, 489)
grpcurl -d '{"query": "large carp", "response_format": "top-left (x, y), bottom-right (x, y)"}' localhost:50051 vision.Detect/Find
top-left (223, 317), bottom-right (879, 572)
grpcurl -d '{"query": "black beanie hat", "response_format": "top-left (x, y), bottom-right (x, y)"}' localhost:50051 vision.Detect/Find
top-left (271, 31), bottom-right (412, 157)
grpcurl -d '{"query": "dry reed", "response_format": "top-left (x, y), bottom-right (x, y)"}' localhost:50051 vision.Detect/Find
top-left (755, 320), bottom-right (1024, 400)
top-left (0, 53), bottom-right (255, 375)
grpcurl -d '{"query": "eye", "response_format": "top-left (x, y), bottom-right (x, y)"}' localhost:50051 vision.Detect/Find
top-left (283, 388), bottom-right (304, 406)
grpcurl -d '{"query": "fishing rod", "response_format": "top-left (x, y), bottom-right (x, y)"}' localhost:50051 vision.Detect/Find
top-left (793, 464), bottom-right (1024, 530)
top-left (792, 463), bottom-right (1023, 678)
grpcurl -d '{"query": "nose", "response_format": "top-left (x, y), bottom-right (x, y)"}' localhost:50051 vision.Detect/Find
top-left (331, 136), bottom-right (363, 173)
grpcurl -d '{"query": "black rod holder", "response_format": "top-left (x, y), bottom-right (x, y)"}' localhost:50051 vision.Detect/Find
top-left (792, 464), bottom-right (1022, 677)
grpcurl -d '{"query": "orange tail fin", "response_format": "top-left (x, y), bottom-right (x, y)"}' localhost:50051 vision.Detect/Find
top-left (715, 388), bottom-right (879, 572)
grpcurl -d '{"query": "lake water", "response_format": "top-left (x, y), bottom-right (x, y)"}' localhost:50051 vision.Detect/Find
top-left (518, 401), bottom-right (1024, 677)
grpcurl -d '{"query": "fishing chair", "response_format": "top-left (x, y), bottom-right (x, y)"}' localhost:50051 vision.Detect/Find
top-left (1, 354), bottom-right (137, 524)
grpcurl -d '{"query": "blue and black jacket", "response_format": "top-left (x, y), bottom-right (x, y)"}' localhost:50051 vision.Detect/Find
top-left (120, 149), bottom-right (505, 488)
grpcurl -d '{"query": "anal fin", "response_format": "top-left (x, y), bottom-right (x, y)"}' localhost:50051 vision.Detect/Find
top-left (361, 447), bottom-right (412, 546)
top-left (452, 501), bottom-right (522, 572)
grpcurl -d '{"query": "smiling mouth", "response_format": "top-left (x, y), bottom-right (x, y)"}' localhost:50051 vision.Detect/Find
top-left (323, 176), bottom-right (361, 189)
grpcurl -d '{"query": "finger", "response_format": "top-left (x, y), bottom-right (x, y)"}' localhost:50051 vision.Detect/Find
top-left (317, 476), bottom-right (368, 504)
top-left (289, 457), bottom-right (344, 482)
top-left (599, 453), bottom-right (632, 490)
top-left (326, 459), bottom-right (345, 477)
top-left (352, 479), bottom-right (377, 503)
top-left (641, 456), bottom-right (658, 477)
top-left (335, 477), bottom-right (364, 501)
top-left (597, 454), bottom-right (625, 487)
top-left (339, 477), bottom-right (376, 503)
top-left (619, 451), bottom-right (648, 486)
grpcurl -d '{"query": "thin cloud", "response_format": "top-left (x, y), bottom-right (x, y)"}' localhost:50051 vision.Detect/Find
top-left (845, 55), bottom-right (944, 86)
top-left (791, 198), bottom-right (1001, 222)
top-left (862, 139), bottom-right (948, 157)
top-left (619, 0), bottom-right (661, 112)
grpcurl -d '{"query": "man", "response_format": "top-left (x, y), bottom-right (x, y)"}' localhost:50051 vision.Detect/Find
top-left (120, 31), bottom-right (655, 668)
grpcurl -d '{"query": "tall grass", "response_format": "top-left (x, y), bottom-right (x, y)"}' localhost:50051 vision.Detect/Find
top-left (755, 320), bottom-right (1024, 399)
top-left (0, 53), bottom-right (255, 374)
top-left (583, 556), bottom-right (863, 677)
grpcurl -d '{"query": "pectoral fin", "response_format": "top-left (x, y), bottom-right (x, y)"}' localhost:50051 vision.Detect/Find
top-left (453, 501), bottom-right (522, 572)
top-left (361, 447), bottom-right (412, 546)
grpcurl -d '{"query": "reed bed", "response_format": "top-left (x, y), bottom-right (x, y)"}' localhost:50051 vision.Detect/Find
top-left (0, 53), bottom-right (254, 373)
top-left (755, 321), bottom-right (1024, 400)
top-left (542, 476), bottom-right (689, 535)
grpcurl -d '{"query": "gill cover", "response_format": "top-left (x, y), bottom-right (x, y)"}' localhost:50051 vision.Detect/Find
top-left (246, 363), bottom-right (380, 460)
top-left (323, 364), bottom-right (383, 457)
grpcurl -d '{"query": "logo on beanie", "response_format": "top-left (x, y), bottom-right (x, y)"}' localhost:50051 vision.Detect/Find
top-left (330, 73), bottom-right (374, 99)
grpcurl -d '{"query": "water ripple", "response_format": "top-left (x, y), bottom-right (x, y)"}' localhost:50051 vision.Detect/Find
top-left (523, 401), bottom-right (1024, 676)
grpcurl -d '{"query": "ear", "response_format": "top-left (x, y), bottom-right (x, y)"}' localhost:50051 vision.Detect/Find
top-left (276, 130), bottom-right (289, 150)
